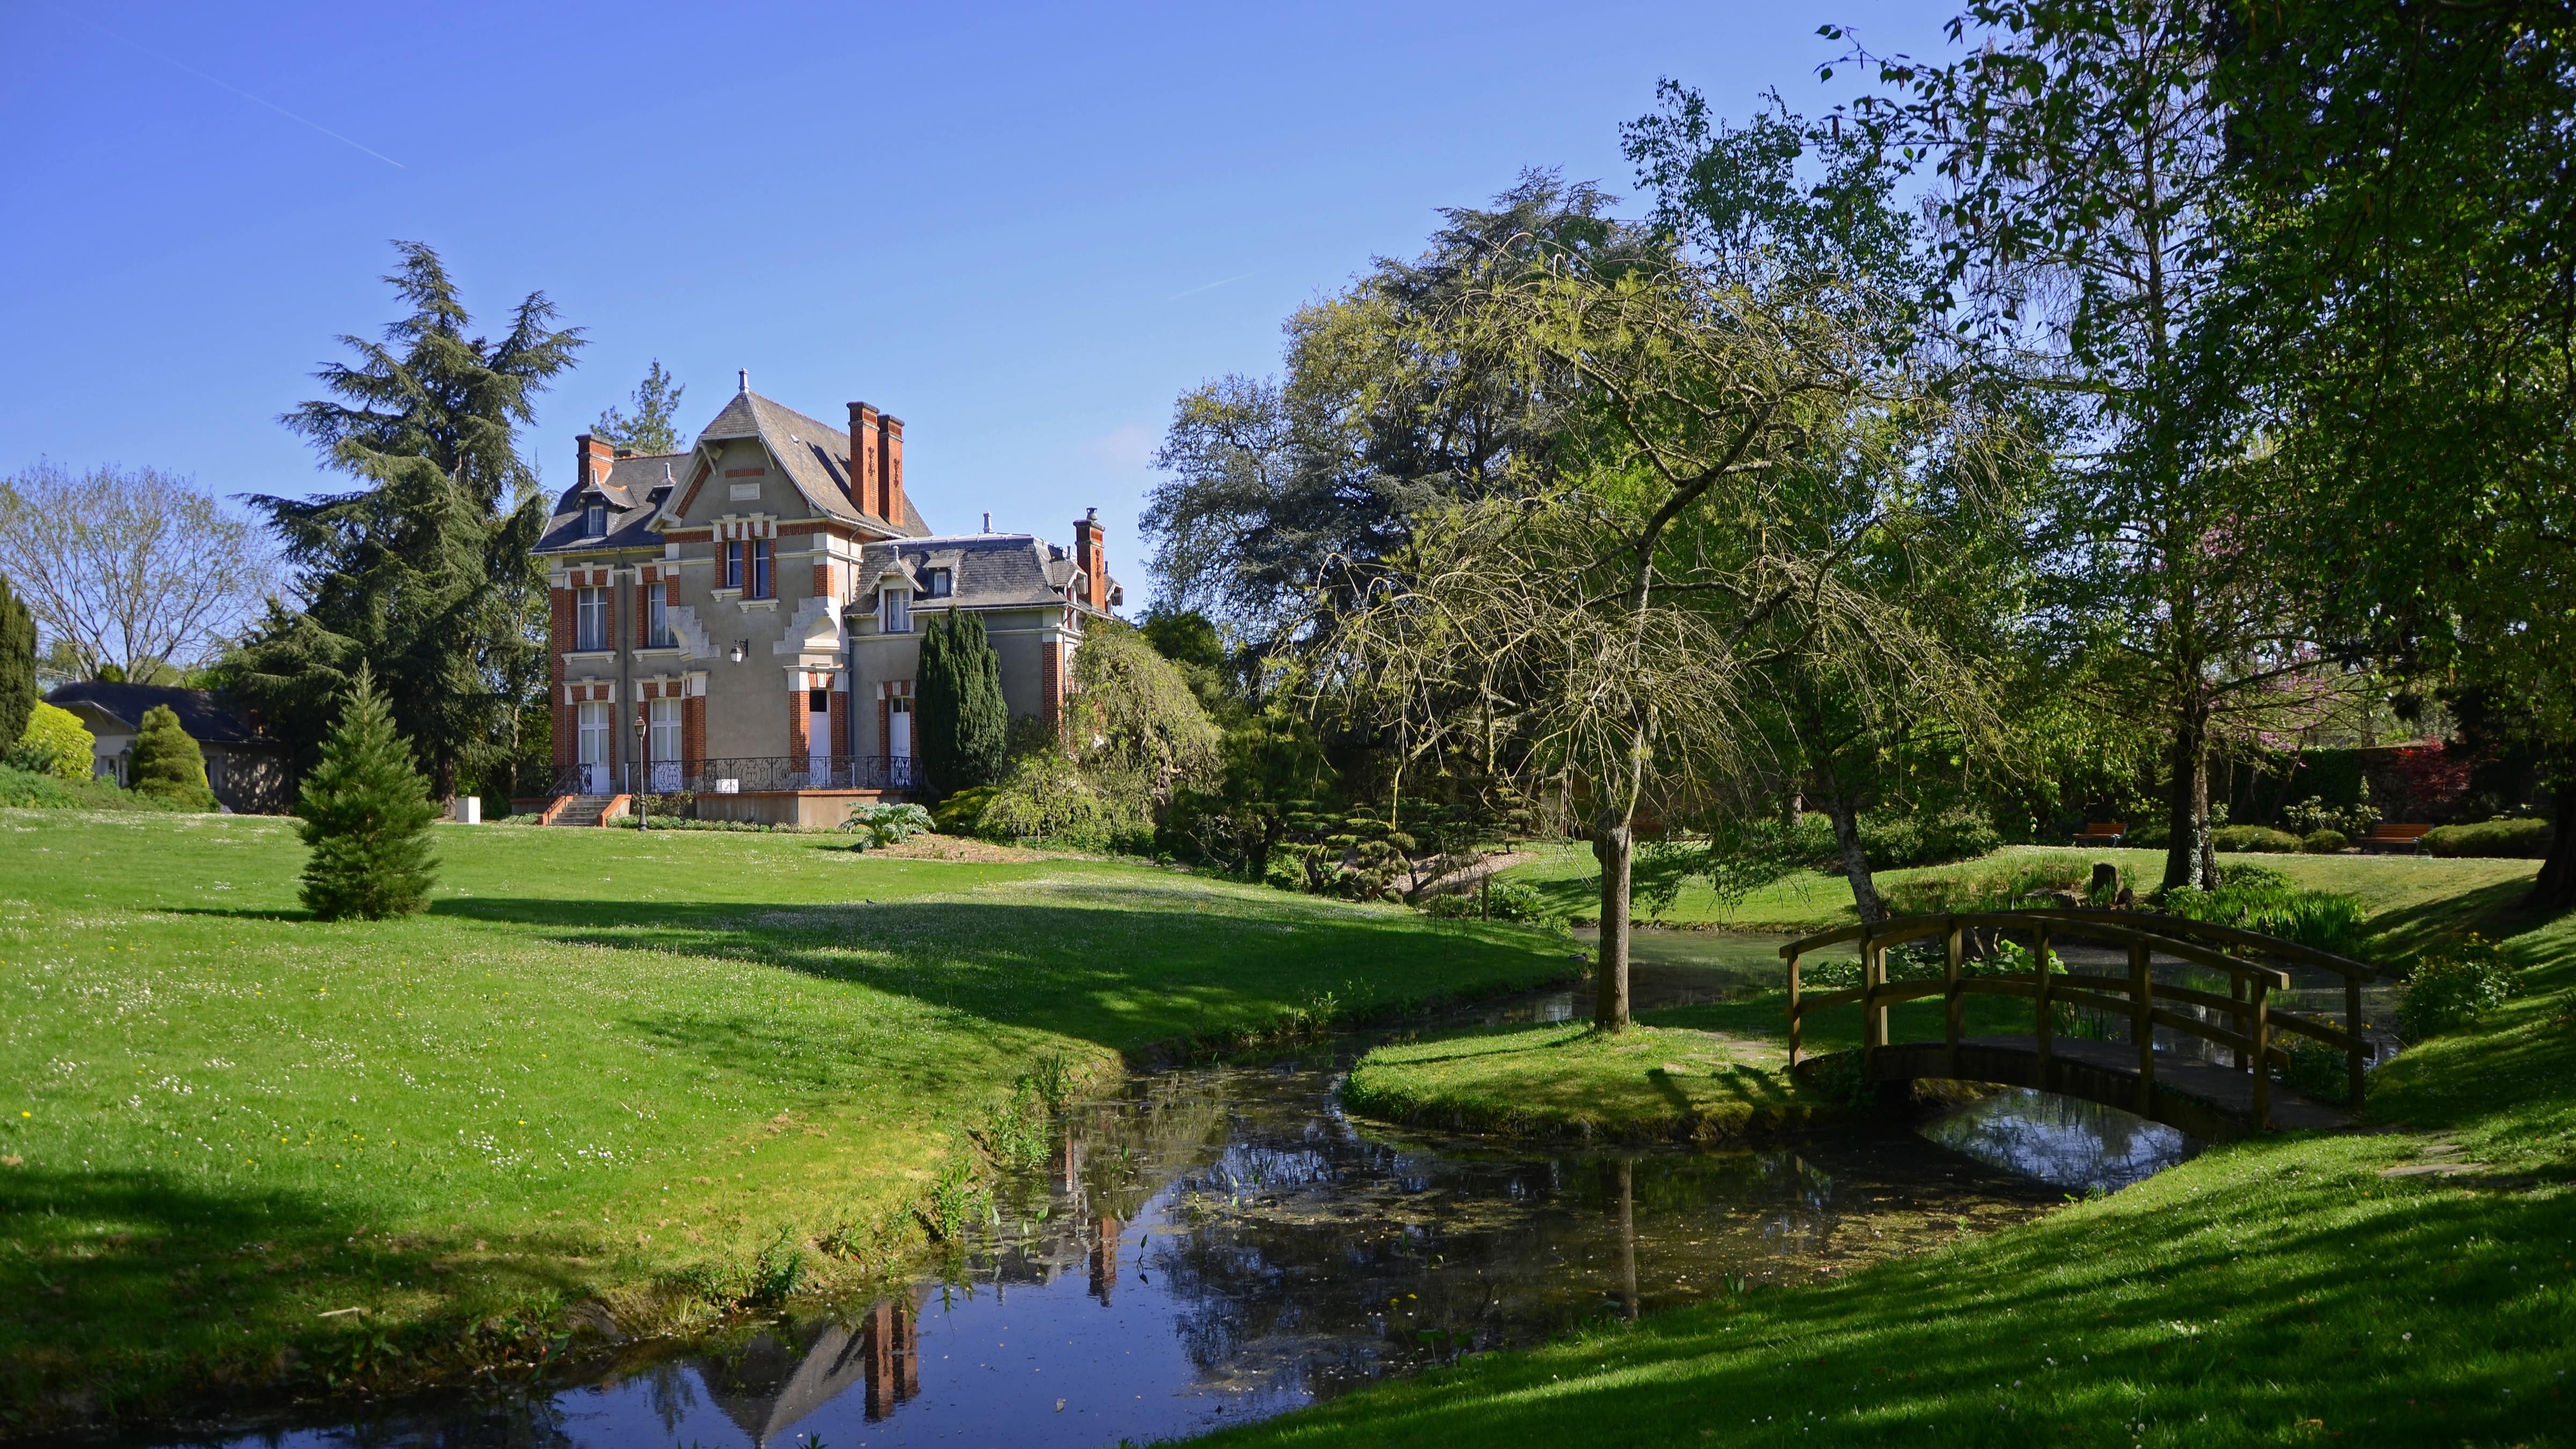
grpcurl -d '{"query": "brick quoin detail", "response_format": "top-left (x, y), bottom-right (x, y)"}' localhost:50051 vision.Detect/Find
top-left (682, 696), bottom-right (706, 770)
top-left (811, 562), bottom-right (831, 602)
top-left (829, 686), bottom-right (850, 764)
top-left (1040, 640), bottom-right (1062, 731)
top-left (788, 681), bottom-right (810, 773)
top-left (549, 586), bottom-right (574, 773)
top-left (635, 574), bottom-right (652, 648)
top-left (665, 572), bottom-right (680, 605)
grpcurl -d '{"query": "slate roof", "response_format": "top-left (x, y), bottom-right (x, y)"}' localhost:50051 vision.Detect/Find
top-left (851, 533), bottom-right (1121, 614)
top-left (44, 683), bottom-right (273, 746)
top-left (536, 453), bottom-right (682, 555)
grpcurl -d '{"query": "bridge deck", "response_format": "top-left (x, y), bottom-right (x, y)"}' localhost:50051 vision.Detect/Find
top-left (1869, 1035), bottom-right (2352, 1139)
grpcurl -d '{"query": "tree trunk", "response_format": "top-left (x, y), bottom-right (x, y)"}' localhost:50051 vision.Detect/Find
top-left (1827, 799), bottom-right (1886, 923)
top-left (1593, 816), bottom-right (1633, 1031)
top-left (2529, 778), bottom-right (2575, 912)
top-left (2162, 711), bottom-right (2212, 892)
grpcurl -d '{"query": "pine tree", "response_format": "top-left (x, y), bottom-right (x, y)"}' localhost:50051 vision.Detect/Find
top-left (0, 572), bottom-right (33, 749)
top-left (594, 360), bottom-right (687, 455)
top-left (129, 704), bottom-right (217, 810)
top-left (296, 666), bottom-right (440, 920)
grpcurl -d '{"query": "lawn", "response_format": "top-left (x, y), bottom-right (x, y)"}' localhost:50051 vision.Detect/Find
top-left (1204, 857), bottom-right (2576, 1447)
top-left (0, 809), bottom-right (1568, 1437)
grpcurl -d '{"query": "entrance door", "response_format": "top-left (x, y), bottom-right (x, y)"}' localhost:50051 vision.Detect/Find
top-left (807, 686), bottom-right (833, 789)
top-left (577, 702), bottom-right (611, 794)
top-left (886, 697), bottom-right (913, 789)
top-left (648, 698), bottom-right (682, 792)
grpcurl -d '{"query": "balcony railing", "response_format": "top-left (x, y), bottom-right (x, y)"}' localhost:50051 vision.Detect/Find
top-left (545, 755), bottom-right (918, 798)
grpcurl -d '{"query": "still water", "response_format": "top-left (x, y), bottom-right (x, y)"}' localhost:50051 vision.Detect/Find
top-left (150, 934), bottom-right (2193, 1449)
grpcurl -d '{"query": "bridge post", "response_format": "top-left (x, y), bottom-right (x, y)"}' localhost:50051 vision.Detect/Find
top-left (2130, 939), bottom-right (2155, 1118)
top-left (1860, 931), bottom-right (1882, 1079)
top-left (2250, 978), bottom-right (2272, 1130)
top-left (2231, 975), bottom-right (2250, 1071)
top-left (1943, 918), bottom-right (1964, 1079)
top-left (1785, 952), bottom-right (1802, 1068)
top-left (2032, 928), bottom-right (2053, 1087)
top-left (2347, 976), bottom-right (2365, 1107)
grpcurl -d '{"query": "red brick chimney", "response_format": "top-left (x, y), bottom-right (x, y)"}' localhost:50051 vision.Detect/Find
top-left (846, 402), bottom-right (881, 516)
top-left (1073, 507), bottom-right (1106, 611)
top-left (576, 433), bottom-right (614, 490)
top-left (883, 415), bottom-right (906, 529)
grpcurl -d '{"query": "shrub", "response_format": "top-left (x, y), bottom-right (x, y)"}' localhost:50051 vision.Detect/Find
top-left (2300, 828), bottom-right (2350, 854)
top-left (295, 668), bottom-right (440, 921)
top-left (1421, 879), bottom-right (1557, 924)
top-left (2399, 933), bottom-right (2518, 1039)
top-left (5, 701), bottom-right (93, 781)
top-left (1879, 859), bottom-right (2091, 917)
top-left (0, 763), bottom-right (185, 811)
top-left (932, 784), bottom-right (998, 837)
top-left (841, 801), bottom-right (934, 851)
top-left (975, 748), bottom-right (1150, 851)
top-left (2157, 863), bottom-right (2370, 957)
top-left (2212, 824), bottom-right (2304, 853)
top-left (128, 704), bottom-right (217, 810)
top-left (1786, 806), bottom-right (2003, 872)
top-left (2422, 817), bottom-right (2552, 859)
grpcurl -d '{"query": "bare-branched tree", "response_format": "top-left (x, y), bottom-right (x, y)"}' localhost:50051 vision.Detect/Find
top-left (0, 462), bottom-right (274, 680)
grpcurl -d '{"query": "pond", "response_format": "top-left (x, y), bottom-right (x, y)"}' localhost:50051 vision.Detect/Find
top-left (140, 934), bottom-right (2195, 1449)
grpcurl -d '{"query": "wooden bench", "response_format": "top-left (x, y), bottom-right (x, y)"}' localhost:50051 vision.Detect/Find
top-left (2360, 823), bottom-right (2433, 855)
top-left (2073, 822), bottom-right (2127, 846)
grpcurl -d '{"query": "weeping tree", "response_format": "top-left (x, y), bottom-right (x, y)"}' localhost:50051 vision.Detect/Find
top-left (1319, 237), bottom-right (1982, 1029)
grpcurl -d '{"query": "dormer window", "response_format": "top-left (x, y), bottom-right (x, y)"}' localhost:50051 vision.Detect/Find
top-left (922, 567), bottom-right (953, 599)
top-left (582, 501), bottom-right (607, 537)
top-left (879, 586), bottom-right (911, 634)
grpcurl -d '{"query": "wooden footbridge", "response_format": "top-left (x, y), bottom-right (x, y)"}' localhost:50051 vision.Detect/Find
top-left (1782, 909), bottom-right (2381, 1140)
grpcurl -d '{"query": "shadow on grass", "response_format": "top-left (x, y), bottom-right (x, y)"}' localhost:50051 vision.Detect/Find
top-left (2366, 876), bottom-right (2556, 962)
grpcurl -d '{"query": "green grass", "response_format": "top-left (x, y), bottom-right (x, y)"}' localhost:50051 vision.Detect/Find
top-left (1344, 1022), bottom-right (1833, 1141)
top-left (1199, 868), bottom-right (2576, 1447)
top-left (0, 810), bottom-right (1568, 1435)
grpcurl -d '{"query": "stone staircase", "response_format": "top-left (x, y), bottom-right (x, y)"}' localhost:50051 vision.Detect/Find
top-left (548, 794), bottom-right (619, 828)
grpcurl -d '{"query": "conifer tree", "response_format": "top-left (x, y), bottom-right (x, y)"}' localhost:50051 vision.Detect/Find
top-left (914, 610), bottom-right (1007, 797)
top-left (0, 572), bottom-right (33, 749)
top-left (296, 666), bottom-right (440, 920)
top-left (594, 360), bottom-right (687, 455)
top-left (129, 704), bottom-right (217, 810)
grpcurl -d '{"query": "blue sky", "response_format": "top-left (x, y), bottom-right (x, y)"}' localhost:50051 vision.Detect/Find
top-left (0, 1), bottom-right (1956, 603)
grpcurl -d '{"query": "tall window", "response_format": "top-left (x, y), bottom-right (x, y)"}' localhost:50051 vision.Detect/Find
top-left (647, 698), bottom-right (682, 791)
top-left (647, 590), bottom-right (674, 648)
top-left (749, 538), bottom-right (774, 599)
top-left (723, 541), bottom-right (743, 590)
top-left (879, 587), bottom-right (910, 634)
top-left (574, 587), bottom-right (608, 651)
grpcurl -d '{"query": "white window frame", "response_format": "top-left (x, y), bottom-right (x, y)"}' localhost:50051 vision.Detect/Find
top-left (583, 502), bottom-right (607, 537)
top-left (574, 587), bottom-right (609, 652)
top-left (576, 701), bottom-right (612, 794)
top-left (879, 587), bottom-right (911, 634)
top-left (647, 697), bottom-right (682, 791)
top-left (647, 590), bottom-right (674, 648)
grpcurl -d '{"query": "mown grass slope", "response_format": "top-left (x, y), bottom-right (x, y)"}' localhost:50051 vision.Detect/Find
top-left (0, 810), bottom-right (1566, 1435)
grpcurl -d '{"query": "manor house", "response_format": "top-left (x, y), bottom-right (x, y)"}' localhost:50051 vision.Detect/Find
top-left (530, 373), bottom-right (1122, 825)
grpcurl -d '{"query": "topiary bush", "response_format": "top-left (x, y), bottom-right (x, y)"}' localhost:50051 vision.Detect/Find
top-left (5, 701), bottom-right (93, 781)
top-left (2300, 828), bottom-right (2350, 854)
top-left (2212, 824), bottom-right (2304, 853)
top-left (2422, 817), bottom-right (2552, 859)
top-left (2399, 933), bottom-right (2518, 1039)
top-left (128, 704), bottom-right (217, 810)
top-left (295, 667), bottom-right (440, 921)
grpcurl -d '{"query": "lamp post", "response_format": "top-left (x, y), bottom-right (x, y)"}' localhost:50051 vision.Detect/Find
top-left (632, 706), bottom-right (650, 832)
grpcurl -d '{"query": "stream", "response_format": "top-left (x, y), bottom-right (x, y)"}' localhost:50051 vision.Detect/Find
top-left (139, 931), bottom-right (2197, 1449)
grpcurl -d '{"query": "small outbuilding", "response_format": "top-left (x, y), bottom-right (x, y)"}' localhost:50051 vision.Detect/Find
top-left (42, 682), bottom-right (294, 814)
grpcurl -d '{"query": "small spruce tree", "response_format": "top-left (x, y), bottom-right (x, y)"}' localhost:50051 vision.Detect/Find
top-left (296, 666), bottom-right (440, 920)
top-left (129, 704), bottom-right (218, 810)
top-left (0, 573), bottom-right (33, 749)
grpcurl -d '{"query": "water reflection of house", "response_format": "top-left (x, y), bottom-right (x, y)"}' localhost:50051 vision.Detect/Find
top-left (701, 1292), bottom-right (921, 1444)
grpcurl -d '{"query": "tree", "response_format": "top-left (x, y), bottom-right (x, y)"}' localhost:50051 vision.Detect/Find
top-left (1833, 3), bottom-right (2330, 892)
top-left (0, 573), bottom-right (33, 749)
top-left (296, 666), bottom-right (439, 920)
top-left (2214, 2), bottom-right (2576, 909)
top-left (593, 360), bottom-right (688, 456)
top-left (128, 704), bottom-right (217, 810)
top-left (226, 241), bottom-right (582, 797)
top-left (915, 610), bottom-right (1006, 796)
top-left (1067, 620), bottom-right (1221, 805)
top-left (0, 462), bottom-right (274, 680)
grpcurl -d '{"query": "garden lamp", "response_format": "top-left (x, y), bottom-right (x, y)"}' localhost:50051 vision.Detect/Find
top-left (632, 706), bottom-right (649, 831)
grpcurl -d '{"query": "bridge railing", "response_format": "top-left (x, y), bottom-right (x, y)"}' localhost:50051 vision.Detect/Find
top-left (1780, 908), bottom-right (2381, 1129)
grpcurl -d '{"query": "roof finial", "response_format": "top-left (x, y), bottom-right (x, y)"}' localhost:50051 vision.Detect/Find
top-left (737, 368), bottom-right (749, 394)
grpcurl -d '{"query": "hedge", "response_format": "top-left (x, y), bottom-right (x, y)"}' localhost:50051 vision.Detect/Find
top-left (2422, 817), bottom-right (2553, 859)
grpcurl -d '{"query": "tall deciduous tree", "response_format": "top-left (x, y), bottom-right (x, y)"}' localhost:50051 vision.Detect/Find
top-left (0, 463), bottom-right (273, 680)
top-left (1834, 3), bottom-right (2327, 891)
top-left (226, 241), bottom-right (582, 797)
top-left (593, 360), bottom-right (687, 456)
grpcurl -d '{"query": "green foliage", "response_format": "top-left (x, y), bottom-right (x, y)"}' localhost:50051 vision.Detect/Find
top-left (230, 241), bottom-right (578, 795)
top-left (1421, 880), bottom-right (1556, 925)
top-left (2424, 817), bottom-right (2553, 859)
top-left (2400, 934), bottom-right (2519, 1040)
top-left (295, 668), bottom-right (440, 920)
top-left (0, 763), bottom-right (185, 811)
top-left (127, 704), bottom-right (217, 810)
top-left (2282, 787), bottom-right (2380, 839)
top-left (2156, 864), bottom-right (2369, 958)
top-left (7, 700), bottom-right (93, 780)
top-left (1067, 620), bottom-right (1221, 803)
top-left (915, 609), bottom-right (1007, 797)
top-left (1879, 858), bottom-right (2094, 918)
top-left (1138, 605), bottom-right (1237, 718)
top-left (2300, 828), bottom-right (2350, 854)
top-left (0, 572), bottom-right (33, 749)
top-left (1781, 807), bottom-right (2001, 872)
top-left (975, 747), bottom-right (1149, 852)
top-left (591, 359), bottom-right (686, 456)
top-left (931, 784), bottom-right (997, 837)
top-left (2211, 825), bottom-right (2303, 854)
top-left (840, 801), bottom-right (933, 852)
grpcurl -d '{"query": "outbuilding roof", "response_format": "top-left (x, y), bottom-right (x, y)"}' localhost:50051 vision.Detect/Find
top-left (43, 683), bottom-right (272, 746)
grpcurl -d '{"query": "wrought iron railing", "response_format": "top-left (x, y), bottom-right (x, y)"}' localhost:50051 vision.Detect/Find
top-left (543, 755), bottom-right (918, 798)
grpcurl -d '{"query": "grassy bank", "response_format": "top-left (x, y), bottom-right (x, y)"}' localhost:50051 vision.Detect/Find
top-left (0, 810), bottom-right (1567, 1437)
top-left (1202, 859), bottom-right (2575, 1447)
